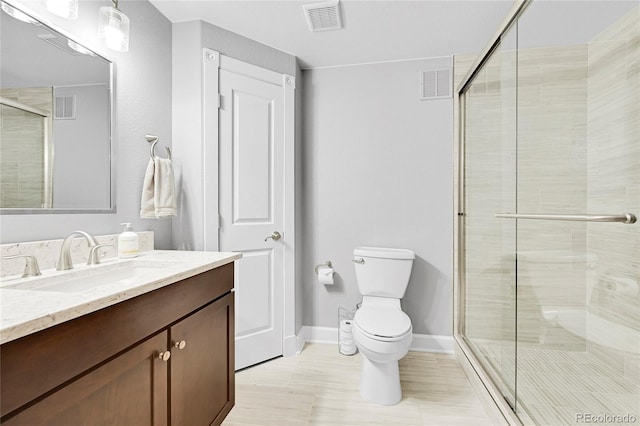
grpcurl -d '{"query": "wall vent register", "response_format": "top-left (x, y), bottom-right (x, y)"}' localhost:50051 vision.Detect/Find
top-left (420, 68), bottom-right (452, 100)
top-left (54, 95), bottom-right (75, 120)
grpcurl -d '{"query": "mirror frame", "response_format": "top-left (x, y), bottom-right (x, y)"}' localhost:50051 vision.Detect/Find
top-left (0, 0), bottom-right (116, 215)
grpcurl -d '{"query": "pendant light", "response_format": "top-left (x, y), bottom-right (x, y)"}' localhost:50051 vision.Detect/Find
top-left (46, 0), bottom-right (78, 20)
top-left (98, 0), bottom-right (129, 52)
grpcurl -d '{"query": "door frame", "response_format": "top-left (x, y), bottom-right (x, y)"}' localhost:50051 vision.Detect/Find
top-left (202, 49), bottom-right (297, 358)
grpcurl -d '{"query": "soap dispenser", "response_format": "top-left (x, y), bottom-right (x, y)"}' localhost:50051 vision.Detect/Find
top-left (118, 223), bottom-right (139, 258)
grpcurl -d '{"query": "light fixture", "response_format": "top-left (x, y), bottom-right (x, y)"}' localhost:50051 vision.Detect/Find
top-left (46, 0), bottom-right (78, 20)
top-left (1, 2), bottom-right (39, 24)
top-left (98, 0), bottom-right (129, 52)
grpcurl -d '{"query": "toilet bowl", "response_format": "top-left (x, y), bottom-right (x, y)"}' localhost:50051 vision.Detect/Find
top-left (352, 298), bottom-right (412, 405)
top-left (351, 246), bottom-right (415, 406)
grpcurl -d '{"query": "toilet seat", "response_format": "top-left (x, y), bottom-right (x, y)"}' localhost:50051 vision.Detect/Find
top-left (354, 306), bottom-right (412, 342)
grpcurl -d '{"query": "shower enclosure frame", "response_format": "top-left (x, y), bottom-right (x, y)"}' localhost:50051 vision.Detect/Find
top-left (456, 0), bottom-right (640, 424)
top-left (452, 1), bottom-right (530, 425)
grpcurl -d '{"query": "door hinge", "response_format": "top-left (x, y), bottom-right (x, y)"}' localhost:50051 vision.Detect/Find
top-left (217, 93), bottom-right (222, 109)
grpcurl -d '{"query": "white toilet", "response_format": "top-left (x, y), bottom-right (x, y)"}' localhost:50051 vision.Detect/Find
top-left (351, 246), bottom-right (415, 406)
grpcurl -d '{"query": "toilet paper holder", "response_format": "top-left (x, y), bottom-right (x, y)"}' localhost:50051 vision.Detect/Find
top-left (314, 260), bottom-right (332, 275)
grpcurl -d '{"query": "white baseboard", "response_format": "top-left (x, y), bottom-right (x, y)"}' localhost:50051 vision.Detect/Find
top-left (410, 333), bottom-right (455, 354)
top-left (301, 326), bottom-right (338, 344)
top-left (297, 326), bottom-right (454, 354)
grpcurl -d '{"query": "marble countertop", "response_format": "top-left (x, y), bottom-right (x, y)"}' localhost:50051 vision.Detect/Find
top-left (0, 250), bottom-right (242, 345)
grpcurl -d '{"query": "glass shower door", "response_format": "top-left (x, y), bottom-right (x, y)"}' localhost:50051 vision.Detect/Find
top-left (460, 1), bottom-right (639, 424)
top-left (513, 2), bottom-right (640, 424)
top-left (461, 21), bottom-right (518, 408)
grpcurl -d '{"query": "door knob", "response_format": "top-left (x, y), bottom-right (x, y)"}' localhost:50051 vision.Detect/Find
top-left (265, 231), bottom-right (282, 241)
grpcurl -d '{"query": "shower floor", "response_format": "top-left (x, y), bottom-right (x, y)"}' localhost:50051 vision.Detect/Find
top-left (470, 339), bottom-right (640, 425)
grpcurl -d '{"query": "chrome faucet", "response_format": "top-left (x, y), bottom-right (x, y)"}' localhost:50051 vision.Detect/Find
top-left (56, 231), bottom-right (99, 271)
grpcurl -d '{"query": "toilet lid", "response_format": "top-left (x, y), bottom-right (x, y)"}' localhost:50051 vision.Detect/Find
top-left (354, 306), bottom-right (412, 339)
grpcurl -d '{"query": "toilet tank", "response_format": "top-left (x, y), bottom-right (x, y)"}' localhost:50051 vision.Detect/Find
top-left (353, 247), bottom-right (415, 298)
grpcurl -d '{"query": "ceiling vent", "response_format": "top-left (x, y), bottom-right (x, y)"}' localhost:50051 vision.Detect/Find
top-left (303, 0), bottom-right (342, 32)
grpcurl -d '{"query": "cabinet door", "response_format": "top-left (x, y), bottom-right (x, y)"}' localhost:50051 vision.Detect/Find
top-left (3, 332), bottom-right (169, 426)
top-left (170, 292), bottom-right (235, 426)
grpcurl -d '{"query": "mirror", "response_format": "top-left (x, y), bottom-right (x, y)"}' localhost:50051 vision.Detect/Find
top-left (0, 1), bottom-right (113, 213)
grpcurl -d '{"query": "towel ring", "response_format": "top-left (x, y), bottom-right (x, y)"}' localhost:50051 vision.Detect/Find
top-left (146, 134), bottom-right (172, 160)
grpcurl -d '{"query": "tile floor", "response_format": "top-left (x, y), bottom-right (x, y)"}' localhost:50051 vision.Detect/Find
top-left (222, 343), bottom-right (495, 426)
top-left (474, 340), bottom-right (640, 426)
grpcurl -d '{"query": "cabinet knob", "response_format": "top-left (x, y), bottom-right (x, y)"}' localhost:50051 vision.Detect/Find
top-left (158, 351), bottom-right (171, 362)
top-left (174, 340), bottom-right (187, 350)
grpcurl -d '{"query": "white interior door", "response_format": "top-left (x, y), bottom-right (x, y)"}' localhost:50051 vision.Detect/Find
top-left (219, 63), bottom-right (285, 370)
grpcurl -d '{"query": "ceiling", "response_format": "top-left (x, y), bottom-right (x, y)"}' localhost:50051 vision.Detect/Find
top-left (149, 0), bottom-right (516, 69)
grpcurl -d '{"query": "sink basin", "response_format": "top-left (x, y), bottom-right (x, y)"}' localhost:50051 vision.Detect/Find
top-left (1, 260), bottom-right (180, 293)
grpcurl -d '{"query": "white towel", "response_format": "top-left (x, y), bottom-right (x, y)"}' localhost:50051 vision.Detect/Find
top-left (140, 157), bottom-right (177, 219)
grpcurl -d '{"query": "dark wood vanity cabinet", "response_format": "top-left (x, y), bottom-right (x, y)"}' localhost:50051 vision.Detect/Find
top-left (0, 263), bottom-right (235, 426)
top-left (170, 293), bottom-right (235, 426)
top-left (3, 332), bottom-right (170, 426)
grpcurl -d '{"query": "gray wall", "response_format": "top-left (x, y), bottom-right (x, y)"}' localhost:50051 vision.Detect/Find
top-left (171, 21), bottom-right (203, 251)
top-left (200, 23), bottom-right (297, 76)
top-left (171, 20), bottom-right (298, 252)
top-left (301, 59), bottom-right (454, 336)
top-left (0, 0), bottom-right (173, 247)
top-left (53, 84), bottom-right (110, 209)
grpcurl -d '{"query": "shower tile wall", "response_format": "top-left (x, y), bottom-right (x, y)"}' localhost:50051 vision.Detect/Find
top-left (0, 87), bottom-right (52, 208)
top-left (457, 44), bottom-right (589, 351)
top-left (516, 43), bottom-right (589, 351)
top-left (517, 45), bottom-right (587, 350)
top-left (586, 6), bottom-right (640, 386)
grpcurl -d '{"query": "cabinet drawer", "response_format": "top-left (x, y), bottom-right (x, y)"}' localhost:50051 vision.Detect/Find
top-left (1, 263), bottom-right (233, 418)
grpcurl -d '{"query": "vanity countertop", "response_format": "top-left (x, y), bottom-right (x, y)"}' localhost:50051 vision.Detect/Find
top-left (0, 250), bottom-right (242, 345)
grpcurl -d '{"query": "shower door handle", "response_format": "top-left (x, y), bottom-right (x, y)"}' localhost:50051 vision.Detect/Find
top-left (495, 213), bottom-right (637, 224)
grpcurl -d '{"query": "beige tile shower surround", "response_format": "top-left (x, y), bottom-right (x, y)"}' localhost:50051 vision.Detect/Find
top-left (0, 87), bottom-right (53, 208)
top-left (586, 5), bottom-right (640, 388)
top-left (456, 6), bottom-right (639, 426)
top-left (462, 41), bottom-right (589, 351)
